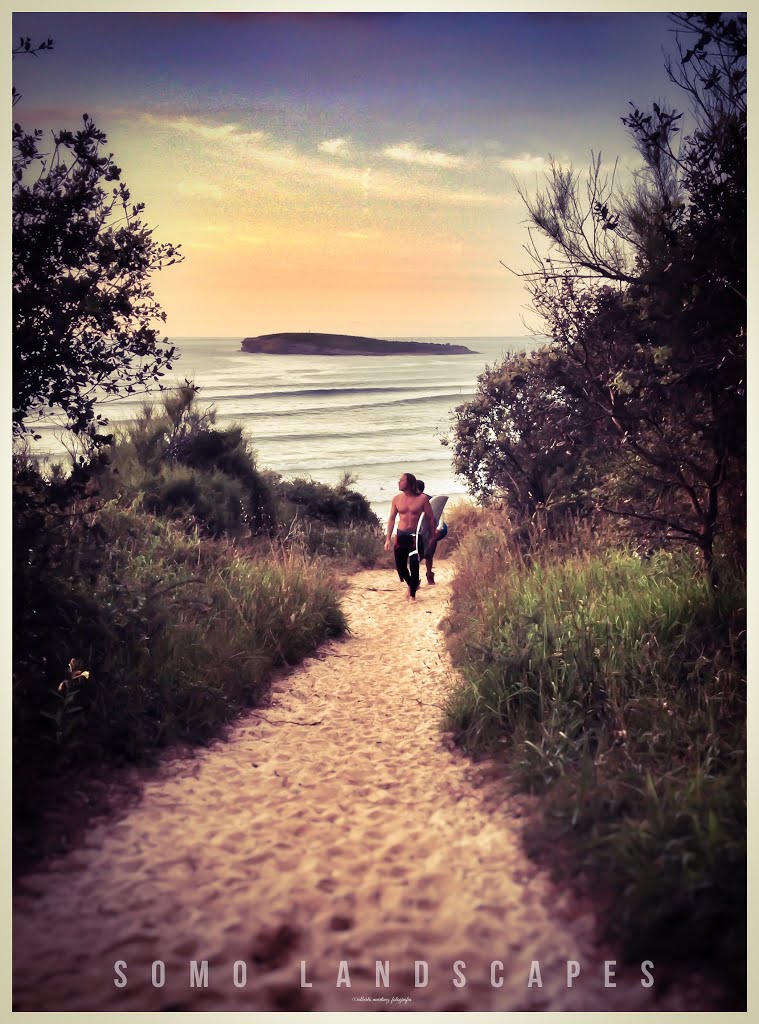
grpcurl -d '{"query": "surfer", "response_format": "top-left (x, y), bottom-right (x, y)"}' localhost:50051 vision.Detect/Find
top-left (415, 480), bottom-right (449, 585)
top-left (385, 472), bottom-right (435, 600)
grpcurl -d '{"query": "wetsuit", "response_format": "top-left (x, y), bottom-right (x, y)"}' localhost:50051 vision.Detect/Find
top-left (394, 528), bottom-right (420, 597)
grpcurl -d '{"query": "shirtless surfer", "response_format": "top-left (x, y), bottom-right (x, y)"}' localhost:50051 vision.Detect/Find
top-left (385, 472), bottom-right (435, 600)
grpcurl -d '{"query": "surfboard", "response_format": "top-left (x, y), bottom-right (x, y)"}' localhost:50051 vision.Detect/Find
top-left (429, 494), bottom-right (448, 525)
top-left (416, 494), bottom-right (449, 538)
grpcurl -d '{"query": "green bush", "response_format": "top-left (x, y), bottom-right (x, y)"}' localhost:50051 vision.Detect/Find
top-left (273, 474), bottom-right (379, 527)
top-left (102, 388), bottom-right (276, 537)
top-left (263, 471), bottom-right (383, 569)
top-left (141, 464), bottom-right (250, 538)
top-left (166, 422), bottom-right (275, 533)
top-left (445, 517), bottom-right (745, 984)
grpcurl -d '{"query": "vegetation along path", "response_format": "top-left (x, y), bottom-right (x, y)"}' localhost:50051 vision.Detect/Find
top-left (13, 564), bottom-right (713, 1012)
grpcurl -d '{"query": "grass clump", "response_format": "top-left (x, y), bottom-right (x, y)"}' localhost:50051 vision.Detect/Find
top-left (445, 516), bottom-right (745, 992)
top-left (436, 499), bottom-right (499, 557)
top-left (14, 497), bottom-right (345, 858)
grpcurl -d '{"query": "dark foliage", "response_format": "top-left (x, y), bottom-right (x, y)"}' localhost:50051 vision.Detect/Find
top-left (13, 44), bottom-right (183, 440)
top-left (451, 346), bottom-right (612, 521)
top-left (166, 424), bottom-right (276, 534)
top-left (274, 476), bottom-right (379, 528)
top-left (489, 14), bottom-right (746, 580)
top-left (12, 457), bottom-right (111, 795)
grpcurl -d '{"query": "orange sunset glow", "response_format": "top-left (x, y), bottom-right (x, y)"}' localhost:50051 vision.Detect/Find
top-left (12, 10), bottom-right (678, 338)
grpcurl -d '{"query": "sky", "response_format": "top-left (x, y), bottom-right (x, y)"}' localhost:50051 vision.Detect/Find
top-left (11, 10), bottom-right (684, 338)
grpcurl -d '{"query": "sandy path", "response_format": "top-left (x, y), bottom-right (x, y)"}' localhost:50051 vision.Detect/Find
top-left (13, 564), bottom-right (709, 1012)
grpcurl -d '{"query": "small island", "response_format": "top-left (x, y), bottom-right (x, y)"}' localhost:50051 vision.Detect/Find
top-left (241, 332), bottom-right (475, 356)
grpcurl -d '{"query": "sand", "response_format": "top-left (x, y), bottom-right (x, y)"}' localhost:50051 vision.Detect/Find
top-left (13, 563), bottom-right (715, 1012)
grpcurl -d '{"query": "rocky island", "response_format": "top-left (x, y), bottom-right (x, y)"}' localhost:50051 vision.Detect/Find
top-left (241, 332), bottom-right (475, 356)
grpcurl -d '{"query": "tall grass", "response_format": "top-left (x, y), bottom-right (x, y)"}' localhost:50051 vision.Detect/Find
top-left (445, 516), bottom-right (745, 992)
top-left (13, 501), bottom-right (346, 863)
top-left (433, 499), bottom-right (491, 558)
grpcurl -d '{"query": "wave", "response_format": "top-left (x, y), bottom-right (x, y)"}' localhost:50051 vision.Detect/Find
top-left (197, 384), bottom-right (464, 401)
top-left (27, 388), bottom-right (473, 431)
top-left (226, 391), bottom-right (475, 419)
top-left (232, 424), bottom-right (419, 444)
top-left (273, 453), bottom-right (453, 473)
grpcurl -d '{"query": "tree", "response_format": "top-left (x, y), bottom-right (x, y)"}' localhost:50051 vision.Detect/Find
top-left (504, 14), bottom-right (746, 578)
top-left (529, 278), bottom-right (731, 559)
top-left (12, 37), bottom-right (184, 443)
top-left (451, 346), bottom-right (609, 520)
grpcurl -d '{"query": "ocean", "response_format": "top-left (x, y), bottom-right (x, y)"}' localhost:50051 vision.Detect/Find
top-left (31, 336), bottom-right (540, 521)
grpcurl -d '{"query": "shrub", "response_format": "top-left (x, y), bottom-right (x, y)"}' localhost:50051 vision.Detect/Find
top-left (166, 422), bottom-right (275, 533)
top-left (13, 455), bottom-right (106, 756)
top-left (274, 475), bottom-right (379, 527)
top-left (102, 389), bottom-right (276, 536)
top-left (263, 472), bottom-right (383, 569)
top-left (141, 465), bottom-right (250, 538)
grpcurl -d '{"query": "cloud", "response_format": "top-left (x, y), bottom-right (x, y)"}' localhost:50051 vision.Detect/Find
top-left (449, 190), bottom-right (511, 206)
top-left (318, 137), bottom-right (350, 156)
top-left (383, 142), bottom-right (466, 170)
top-left (340, 230), bottom-right (381, 240)
top-left (150, 115), bottom-right (265, 145)
top-left (142, 113), bottom-right (507, 208)
top-left (499, 153), bottom-right (554, 175)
